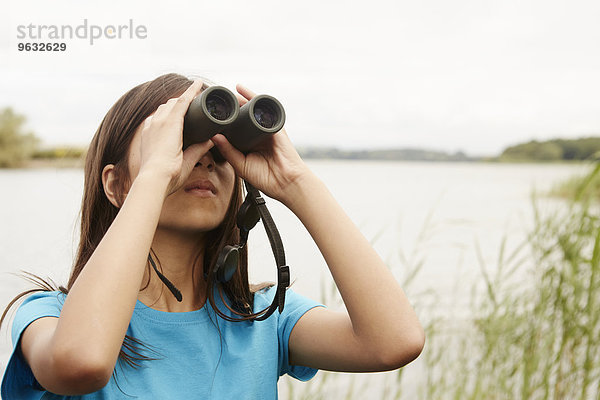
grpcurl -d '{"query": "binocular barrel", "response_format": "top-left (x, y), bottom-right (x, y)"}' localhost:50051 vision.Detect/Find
top-left (183, 85), bottom-right (286, 155)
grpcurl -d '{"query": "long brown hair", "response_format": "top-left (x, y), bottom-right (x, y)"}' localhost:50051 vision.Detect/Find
top-left (1, 73), bottom-right (270, 368)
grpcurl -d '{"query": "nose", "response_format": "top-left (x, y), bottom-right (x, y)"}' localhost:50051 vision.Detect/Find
top-left (194, 151), bottom-right (215, 171)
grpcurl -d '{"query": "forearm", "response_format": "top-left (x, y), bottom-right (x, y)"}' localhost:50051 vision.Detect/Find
top-left (52, 172), bottom-right (169, 369)
top-left (285, 172), bottom-right (423, 351)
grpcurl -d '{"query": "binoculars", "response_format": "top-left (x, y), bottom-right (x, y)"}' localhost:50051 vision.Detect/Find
top-left (183, 85), bottom-right (286, 161)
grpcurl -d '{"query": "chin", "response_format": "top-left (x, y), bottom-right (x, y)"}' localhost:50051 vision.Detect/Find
top-left (161, 216), bottom-right (225, 233)
top-left (159, 205), bottom-right (227, 231)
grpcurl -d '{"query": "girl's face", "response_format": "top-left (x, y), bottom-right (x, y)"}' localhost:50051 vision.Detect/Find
top-left (126, 124), bottom-right (237, 234)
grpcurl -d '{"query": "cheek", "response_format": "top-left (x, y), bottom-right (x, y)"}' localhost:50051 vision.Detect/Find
top-left (127, 127), bottom-right (143, 181)
top-left (128, 156), bottom-right (140, 182)
top-left (220, 165), bottom-right (237, 198)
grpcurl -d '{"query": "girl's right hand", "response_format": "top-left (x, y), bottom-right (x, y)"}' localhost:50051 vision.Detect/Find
top-left (137, 79), bottom-right (215, 197)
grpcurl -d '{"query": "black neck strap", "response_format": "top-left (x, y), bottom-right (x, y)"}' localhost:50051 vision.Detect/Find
top-left (146, 181), bottom-right (290, 320)
top-left (244, 181), bottom-right (290, 320)
top-left (148, 253), bottom-right (183, 302)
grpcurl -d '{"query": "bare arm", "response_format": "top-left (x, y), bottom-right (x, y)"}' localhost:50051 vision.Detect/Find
top-left (20, 80), bottom-right (211, 395)
top-left (285, 172), bottom-right (424, 372)
top-left (21, 173), bottom-right (170, 394)
top-left (212, 84), bottom-right (424, 373)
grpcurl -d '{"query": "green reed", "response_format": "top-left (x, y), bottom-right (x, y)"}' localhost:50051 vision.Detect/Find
top-left (421, 163), bottom-right (600, 399)
top-left (550, 163), bottom-right (600, 203)
top-left (284, 163), bottom-right (600, 399)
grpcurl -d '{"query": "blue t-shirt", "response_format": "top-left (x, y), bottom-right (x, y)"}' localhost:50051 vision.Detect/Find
top-left (1, 286), bottom-right (323, 399)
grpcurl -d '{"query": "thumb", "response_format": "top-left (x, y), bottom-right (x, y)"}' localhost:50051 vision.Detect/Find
top-left (211, 134), bottom-right (247, 177)
top-left (181, 141), bottom-right (215, 178)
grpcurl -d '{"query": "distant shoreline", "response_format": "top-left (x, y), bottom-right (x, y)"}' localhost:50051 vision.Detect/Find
top-left (4, 136), bottom-right (599, 169)
top-left (21, 158), bottom-right (85, 169)
top-left (1, 157), bottom-right (589, 170)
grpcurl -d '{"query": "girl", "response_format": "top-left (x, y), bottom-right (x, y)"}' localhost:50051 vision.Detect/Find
top-left (1, 73), bottom-right (424, 399)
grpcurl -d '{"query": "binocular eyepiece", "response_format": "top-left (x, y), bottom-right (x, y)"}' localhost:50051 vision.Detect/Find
top-left (183, 86), bottom-right (286, 161)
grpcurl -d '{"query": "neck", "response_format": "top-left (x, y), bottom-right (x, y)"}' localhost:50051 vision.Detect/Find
top-left (138, 227), bottom-right (209, 312)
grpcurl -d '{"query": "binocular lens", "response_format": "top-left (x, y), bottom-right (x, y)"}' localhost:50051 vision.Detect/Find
top-left (183, 87), bottom-right (285, 155)
top-left (206, 94), bottom-right (233, 121)
top-left (253, 99), bottom-right (279, 129)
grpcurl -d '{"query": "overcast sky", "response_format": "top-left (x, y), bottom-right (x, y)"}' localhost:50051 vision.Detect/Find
top-left (1, 0), bottom-right (599, 156)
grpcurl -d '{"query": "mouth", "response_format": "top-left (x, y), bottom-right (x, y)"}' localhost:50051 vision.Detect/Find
top-left (184, 179), bottom-right (217, 196)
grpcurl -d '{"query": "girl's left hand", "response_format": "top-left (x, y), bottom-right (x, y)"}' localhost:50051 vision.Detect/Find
top-left (210, 84), bottom-right (312, 205)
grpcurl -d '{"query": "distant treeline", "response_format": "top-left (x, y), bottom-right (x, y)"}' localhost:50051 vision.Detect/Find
top-left (0, 107), bottom-right (87, 168)
top-left (499, 137), bottom-right (600, 161)
top-left (297, 147), bottom-right (474, 161)
top-left (32, 146), bottom-right (87, 159)
top-left (2, 105), bottom-right (600, 166)
top-left (299, 137), bottom-right (600, 162)
top-left (0, 108), bottom-right (40, 167)
top-left (300, 138), bottom-right (600, 162)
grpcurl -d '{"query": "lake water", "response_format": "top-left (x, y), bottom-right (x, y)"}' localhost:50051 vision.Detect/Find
top-left (0, 161), bottom-right (589, 396)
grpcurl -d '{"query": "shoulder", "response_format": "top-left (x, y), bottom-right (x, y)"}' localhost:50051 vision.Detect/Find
top-left (253, 286), bottom-right (323, 316)
top-left (11, 291), bottom-right (65, 345)
top-left (19, 290), bottom-right (65, 307)
top-left (1, 291), bottom-right (64, 398)
top-left (252, 285), bottom-right (325, 333)
top-left (252, 286), bottom-right (325, 381)
top-left (16, 290), bottom-right (65, 314)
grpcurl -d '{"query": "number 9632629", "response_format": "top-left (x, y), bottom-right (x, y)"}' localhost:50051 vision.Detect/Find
top-left (17, 43), bottom-right (67, 51)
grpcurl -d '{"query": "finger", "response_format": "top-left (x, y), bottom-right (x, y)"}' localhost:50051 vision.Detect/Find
top-left (236, 84), bottom-right (256, 101)
top-left (143, 114), bottom-right (153, 129)
top-left (180, 140), bottom-right (215, 179)
top-left (152, 100), bottom-right (177, 120)
top-left (210, 134), bottom-right (246, 176)
top-left (172, 79), bottom-right (204, 113)
top-left (182, 79), bottom-right (204, 98)
top-left (235, 94), bottom-right (249, 107)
